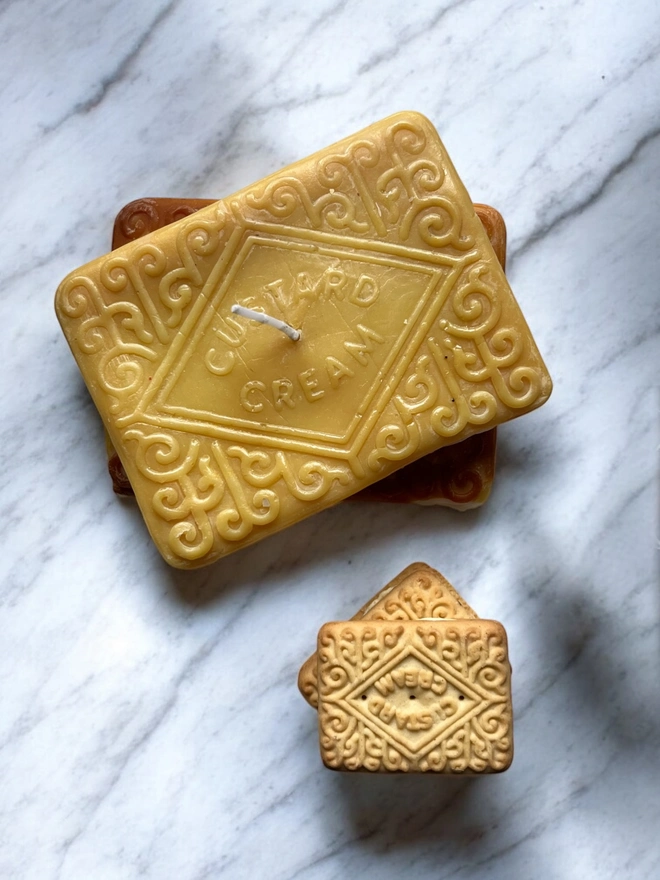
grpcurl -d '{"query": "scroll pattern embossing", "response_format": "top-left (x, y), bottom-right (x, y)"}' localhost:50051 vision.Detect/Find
top-left (427, 335), bottom-right (498, 437)
top-left (122, 428), bottom-right (282, 553)
top-left (377, 119), bottom-right (474, 250)
top-left (158, 208), bottom-right (230, 328)
top-left (367, 416), bottom-right (421, 470)
top-left (114, 198), bottom-right (210, 244)
top-left (123, 428), bottom-right (225, 560)
top-left (58, 274), bottom-right (157, 409)
top-left (56, 112), bottom-right (552, 567)
top-left (101, 244), bottom-right (171, 345)
top-left (436, 263), bottom-right (541, 411)
top-left (320, 139), bottom-right (386, 235)
top-left (354, 430), bottom-right (495, 507)
top-left (116, 199), bottom-right (161, 240)
top-left (246, 176), bottom-right (371, 234)
top-left (370, 259), bottom-right (546, 470)
top-left (78, 205), bottom-right (229, 353)
top-left (245, 117), bottom-right (475, 252)
top-left (211, 442), bottom-right (280, 542)
top-left (227, 446), bottom-right (351, 501)
top-left (59, 207), bottom-right (231, 420)
top-left (121, 428), bottom-right (354, 561)
top-left (372, 572), bottom-right (474, 621)
top-left (318, 621), bottom-right (512, 773)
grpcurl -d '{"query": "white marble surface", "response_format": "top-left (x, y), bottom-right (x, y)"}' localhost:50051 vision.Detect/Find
top-left (1, 0), bottom-right (659, 877)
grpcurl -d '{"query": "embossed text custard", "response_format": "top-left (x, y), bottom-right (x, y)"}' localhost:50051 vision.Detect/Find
top-left (107, 199), bottom-right (504, 509)
top-left (55, 112), bottom-right (552, 568)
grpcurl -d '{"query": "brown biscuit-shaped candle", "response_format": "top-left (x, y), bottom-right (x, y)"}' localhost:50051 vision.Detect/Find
top-left (355, 428), bottom-right (496, 507)
top-left (112, 198), bottom-right (216, 249)
top-left (317, 618), bottom-right (513, 773)
top-left (106, 200), bottom-right (505, 508)
top-left (298, 562), bottom-right (477, 708)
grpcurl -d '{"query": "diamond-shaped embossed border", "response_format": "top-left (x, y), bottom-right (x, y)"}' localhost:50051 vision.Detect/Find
top-left (136, 224), bottom-right (461, 459)
top-left (342, 644), bottom-right (481, 759)
top-left (298, 562), bottom-right (478, 709)
top-left (317, 620), bottom-right (513, 773)
top-left (56, 111), bottom-right (551, 567)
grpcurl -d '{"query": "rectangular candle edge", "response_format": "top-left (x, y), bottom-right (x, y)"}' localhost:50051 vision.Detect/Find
top-left (55, 111), bottom-right (552, 568)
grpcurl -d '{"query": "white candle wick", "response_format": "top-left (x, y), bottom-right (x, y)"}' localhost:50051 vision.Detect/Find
top-left (230, 304), bottom-right (301, 342)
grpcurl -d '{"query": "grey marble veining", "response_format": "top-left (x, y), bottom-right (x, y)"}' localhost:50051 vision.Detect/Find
top-left (1, 1), bottom-right (659, 878)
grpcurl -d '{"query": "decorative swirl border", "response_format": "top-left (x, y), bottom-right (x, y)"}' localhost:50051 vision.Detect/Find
top-left (372, 574), bottom-right (472, 622)
top-left (318, 622), bottom-right (511, 772)
top-left (121, 428), bottom-right (352, 562)
top-left (65, 205), bottom-right (231, 380)
top-left (56, 114), bottom-right (550, 567)
top-left (115, 198), bottom-right (161, 240)
top-left (372, 258), bottom-right (547, 466)
top-left (58, 274), bottom-right (157, 409)
top-left (244, 117), bottom-right (474, 252)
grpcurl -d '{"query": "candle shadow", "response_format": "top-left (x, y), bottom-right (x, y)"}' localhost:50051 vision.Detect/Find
top-left (139, 428), bottom-right (546, 608)
top-left (320, 771), bottom-right (559, 880)
top-left (494, 425), bottom-right (554, 482)
top-left (67, 348), bottom-right (551, 614)
top-left (303, 508), bottom-right (655, 866)
top-left (159, 499), bottom-right (487, 608)
top-left (334, 771), bottom-right (479, 840)
top-left (512, 558), bottom-right (660, 748)
top-left (62, 362), bottom-right (477, 608)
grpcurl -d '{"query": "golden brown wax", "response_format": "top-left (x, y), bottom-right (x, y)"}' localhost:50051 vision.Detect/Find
top-left (107, 199), bottom-right (506, 509)
top-left (56, 111), bottom-right (551, 568)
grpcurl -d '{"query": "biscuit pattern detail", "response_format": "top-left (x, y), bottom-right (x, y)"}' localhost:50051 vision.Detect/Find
top-left (318, 621), bottom-right (512, 773)
top-left (56, 113), bottom-right (551, 566)
top-left (299, 565), bottom-right (477, 709)
top-left (369, 570), bottom-right (476, 621)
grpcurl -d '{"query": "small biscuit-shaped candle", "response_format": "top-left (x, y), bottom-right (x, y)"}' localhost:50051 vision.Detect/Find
top-left (317, 619), bottom-right (512, 773)
top-left (298, 561), bottom-right (477, 708)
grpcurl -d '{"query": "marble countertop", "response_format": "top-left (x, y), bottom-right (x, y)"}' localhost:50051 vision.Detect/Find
top-left (1, 1), bottom-right (658, 877)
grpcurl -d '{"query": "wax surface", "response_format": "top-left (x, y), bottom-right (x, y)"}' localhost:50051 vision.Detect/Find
top-left (299, 561), bottom-right (477, 708)
top-left (107, 199), bottom-right (505, 509)
top-left (317, 618), bottom-right (512, 773)
top-left (55, 111), bottom-right (552, 568)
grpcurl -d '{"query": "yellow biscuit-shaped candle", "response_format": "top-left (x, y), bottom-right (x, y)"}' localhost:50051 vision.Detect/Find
top-left (56, 111), bottom-right (551, 568)
top-left (298, 561), bottom-right (477, 708)
top-left (105, 201), bottom-right (504, 509)
top-left (317, 618), bottom-right (513, 773)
